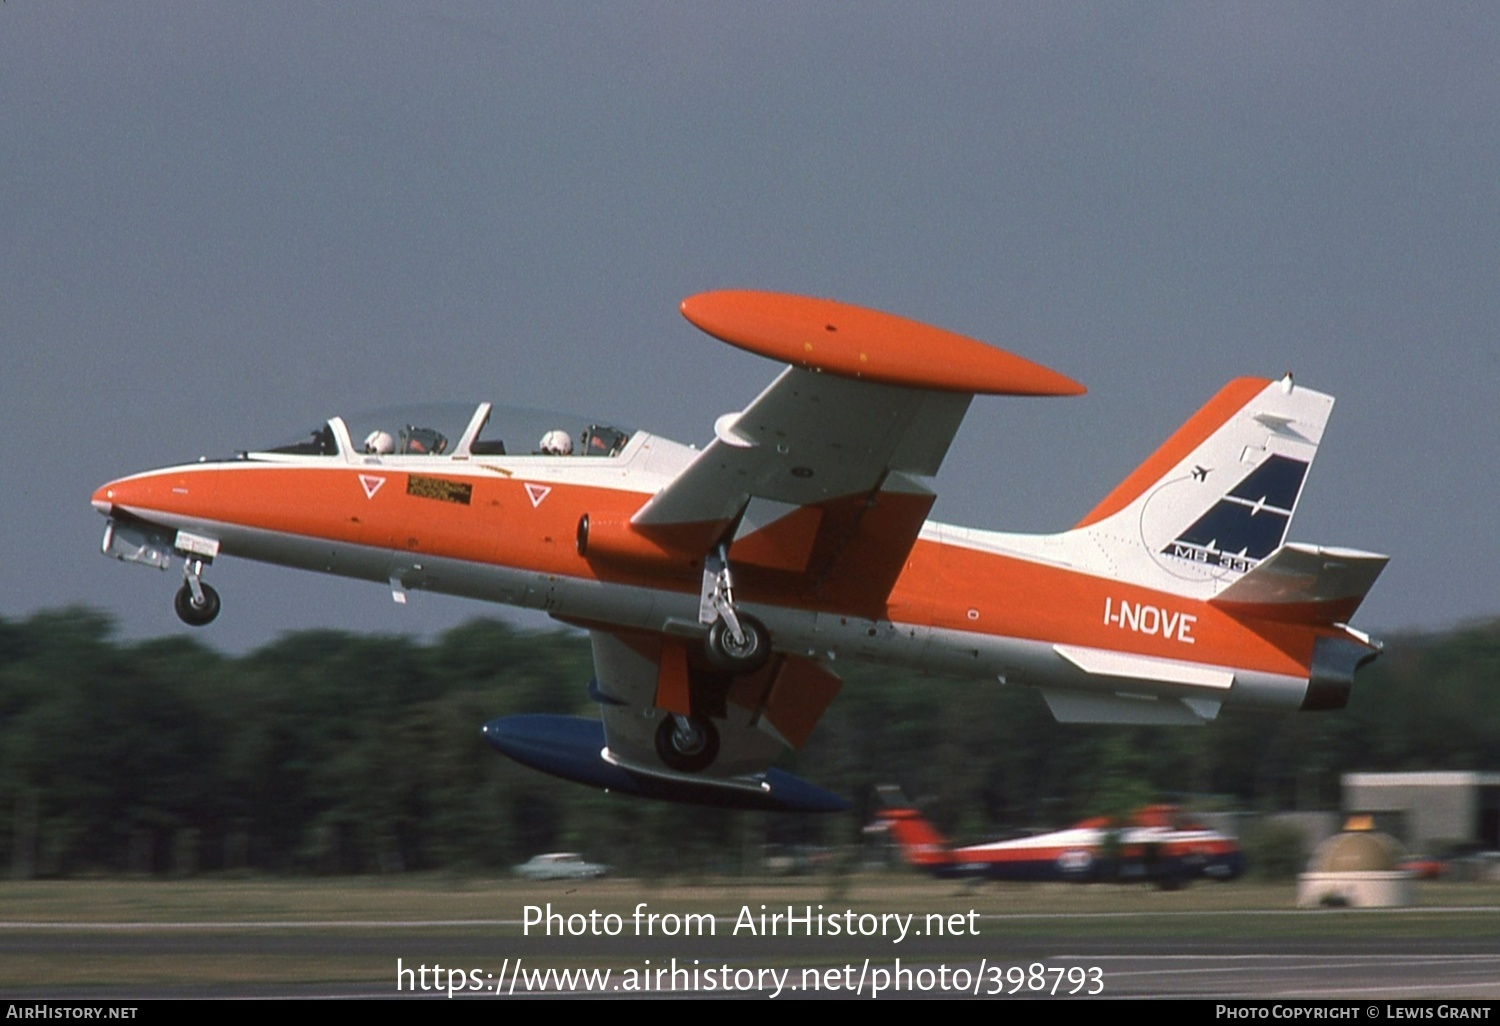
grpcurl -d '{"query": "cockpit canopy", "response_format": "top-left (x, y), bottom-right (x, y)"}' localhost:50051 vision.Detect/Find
top-left (259, 403), bottom-right (632, 461)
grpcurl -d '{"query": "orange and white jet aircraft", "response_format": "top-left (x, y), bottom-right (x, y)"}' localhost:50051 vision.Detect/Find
top-left (92, 291), bottom-right (1387, 811)
top-left (874, 795), bottom-right (1244, 887)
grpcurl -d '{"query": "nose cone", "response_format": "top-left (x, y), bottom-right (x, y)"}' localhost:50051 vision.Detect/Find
top-left (91, 480), bottom-right (116, 514)
top-left (90, 467), bottom-right (213, 520)
top-left (92, 474), bottom-right (154, 515)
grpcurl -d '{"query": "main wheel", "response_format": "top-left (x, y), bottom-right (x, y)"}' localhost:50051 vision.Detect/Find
top-left (705, 613), bottom-right (770, 673)
top-left (654, 715), bottom-right (720, 773)
top-left (174, 582), bottom-right (221, 627)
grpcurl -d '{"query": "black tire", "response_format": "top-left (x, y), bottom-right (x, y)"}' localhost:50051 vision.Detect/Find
top-left (174, 582), bottom-right (221, 627)
top-left (705, 613), bottom-right (770, 674)
top-left (654, 715), bottom-right (720, 773)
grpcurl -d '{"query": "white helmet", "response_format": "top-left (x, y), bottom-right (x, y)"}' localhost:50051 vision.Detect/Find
top-left (539, 429), bottom-right (573, 455)
top-left (363, 429), bottom-right (395, 455)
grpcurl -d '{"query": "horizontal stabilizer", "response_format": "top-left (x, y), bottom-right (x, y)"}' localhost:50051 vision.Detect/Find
top-left (482, 714), bottom-right (848, 813)
top-left (1210, 543), bottom-right (1388, 624)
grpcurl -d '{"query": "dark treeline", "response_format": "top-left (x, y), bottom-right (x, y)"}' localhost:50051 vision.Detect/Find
top-left (2, 608), bottom-right (1497, 877)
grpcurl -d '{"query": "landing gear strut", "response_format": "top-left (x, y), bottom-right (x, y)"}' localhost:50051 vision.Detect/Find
top-left (699, 546), bottom-right (771, 673)
top-left (174, 558), bottom-right (220, 627)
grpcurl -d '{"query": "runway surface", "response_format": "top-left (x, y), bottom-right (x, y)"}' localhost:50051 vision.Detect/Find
top-left (5, 907), bottom-right (1500, 999)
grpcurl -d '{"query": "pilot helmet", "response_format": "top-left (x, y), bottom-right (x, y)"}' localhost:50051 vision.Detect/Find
top-left (363, 429), bottom-right (396, 455)
top-left (539, 429), bottom-right (574, 456)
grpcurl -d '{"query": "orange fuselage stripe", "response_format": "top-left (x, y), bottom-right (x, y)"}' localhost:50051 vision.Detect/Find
top-left (99, 459), bottom-right (1313, 677)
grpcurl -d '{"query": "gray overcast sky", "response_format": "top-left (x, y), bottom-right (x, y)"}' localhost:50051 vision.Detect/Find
top-left (2, 3), bottom-right (1495, 651)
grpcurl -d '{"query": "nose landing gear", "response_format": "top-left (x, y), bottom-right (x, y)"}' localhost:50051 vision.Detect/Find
top-left (174, 557), bottom-right (221, 626)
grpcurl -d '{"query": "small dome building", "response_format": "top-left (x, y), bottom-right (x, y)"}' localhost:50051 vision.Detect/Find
top-left (1296, 816), bottom-right (1414, 907)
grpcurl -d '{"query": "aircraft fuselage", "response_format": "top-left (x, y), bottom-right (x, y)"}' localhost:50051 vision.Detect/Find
top-left (95, 426), bottom-right (1333, 721)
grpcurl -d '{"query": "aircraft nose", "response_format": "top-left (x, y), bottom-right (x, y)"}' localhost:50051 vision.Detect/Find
top-left (93, 474), bottom-right (159, 515)
top-left (93, 474), bottom-right (163, 515)
top-left (91, 471), bottom-right (187, 517)
top-left (91, 467), bottom-right (219, 520)
top-left (91, 480), bottom-right (118, 514)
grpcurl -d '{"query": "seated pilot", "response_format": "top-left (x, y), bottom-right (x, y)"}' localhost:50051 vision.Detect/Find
top-left (402, 426), bottom-right (447, 454)
top-left (538, 429), bottom-right (574, 456)
top-left (363, 430), bottom-right (396, 455)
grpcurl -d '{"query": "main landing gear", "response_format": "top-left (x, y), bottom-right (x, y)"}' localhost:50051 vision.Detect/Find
top-left (655, 714), bottom-right (720, 773)
top-left (699, 546), bottom-right (771, 674)
top-left (174, 558), bottom-right (220, 627)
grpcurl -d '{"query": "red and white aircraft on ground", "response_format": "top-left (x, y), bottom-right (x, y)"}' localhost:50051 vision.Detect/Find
top-left (874, 794), bottom-right (1244, 887)
top-left (92, 291), bottom-right (1386, 811)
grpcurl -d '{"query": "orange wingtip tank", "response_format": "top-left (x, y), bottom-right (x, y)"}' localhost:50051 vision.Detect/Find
top-left (680, 290), bottom-right (1086, 397)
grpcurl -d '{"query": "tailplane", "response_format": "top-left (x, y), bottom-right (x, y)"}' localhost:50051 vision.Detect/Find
top-left (1210, 542), bottom-right (1388, 625)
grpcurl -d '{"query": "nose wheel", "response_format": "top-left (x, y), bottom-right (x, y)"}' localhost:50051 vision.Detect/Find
top-left (174, 582), bottom-right (221, 626)
top-left (174, 558), bottom-right (221, 626)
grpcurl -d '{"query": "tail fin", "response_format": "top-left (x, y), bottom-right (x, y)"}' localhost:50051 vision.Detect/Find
top-left (1067, 375), bottom-right (1334, 597)
top-left (873, 788), bottom-right (952, 869)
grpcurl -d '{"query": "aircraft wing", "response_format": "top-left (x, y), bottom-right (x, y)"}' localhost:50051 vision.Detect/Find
top-left (492, 293), bottom-right (1083, 809)
top-left (634, 367), bottom-right (971, 527)
top-left (629, 292), bottom-right (1085, 613)
top-left (631, 369), bottom-right (969, 609)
